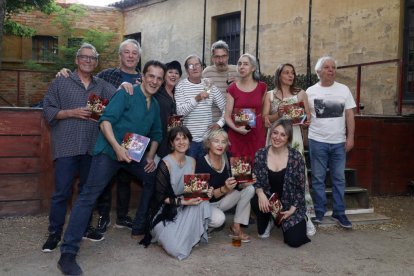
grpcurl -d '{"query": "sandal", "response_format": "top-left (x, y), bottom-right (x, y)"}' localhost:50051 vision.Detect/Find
top-left (229, 225), bottom-right (251, 243)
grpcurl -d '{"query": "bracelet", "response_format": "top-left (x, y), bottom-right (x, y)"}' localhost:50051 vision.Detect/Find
top-left (175, 197), bottom-right (182, 206)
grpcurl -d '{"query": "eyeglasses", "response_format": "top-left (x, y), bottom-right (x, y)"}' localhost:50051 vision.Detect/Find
top-left (187, 63), bottom-right (201, 70)
top-left (213, 54), bottom-right (228, 60)
top-left (77, 55), bottom-right (98, 62)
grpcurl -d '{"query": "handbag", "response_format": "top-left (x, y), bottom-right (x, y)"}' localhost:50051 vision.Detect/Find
top-left (269, 193), bottom-right (284, 225)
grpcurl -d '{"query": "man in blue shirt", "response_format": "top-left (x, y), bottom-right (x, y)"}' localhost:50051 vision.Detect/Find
top-left (57, 60), bottom-right (166, 276)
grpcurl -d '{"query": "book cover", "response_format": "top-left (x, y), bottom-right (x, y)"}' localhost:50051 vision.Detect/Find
top-left (268, 193), bottom-right (284, 224)
top-left (121, 133), bottom-right (150, 162)
top-left (183, 173), bottom-right (210, 200)
top-left (278, 101), bottom-right (306, 125)
top-left (230, 156), bottom-right (253, 183)
top-left (167, 115), bottom-right (183, 132)
top-left (232, 108), bottom-right (256, 128)
top-left (86, 93), bottom-right (109, 121)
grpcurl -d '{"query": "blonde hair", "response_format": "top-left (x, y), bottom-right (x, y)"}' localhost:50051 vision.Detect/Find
top-left (203, 128), bottom-right (229, 151)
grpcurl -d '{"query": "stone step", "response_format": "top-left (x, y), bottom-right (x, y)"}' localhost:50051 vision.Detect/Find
top-left (311, 186), bottom-right (370, 209)
top-left (316, 211), bottom-right (390, 227)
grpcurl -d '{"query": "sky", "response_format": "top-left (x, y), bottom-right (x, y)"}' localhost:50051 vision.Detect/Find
top-left (77, 0), bottom-right (118, 7)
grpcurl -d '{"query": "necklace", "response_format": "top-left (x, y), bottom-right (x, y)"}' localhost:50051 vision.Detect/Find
top-left (207, 154), bottom-right (223, 172)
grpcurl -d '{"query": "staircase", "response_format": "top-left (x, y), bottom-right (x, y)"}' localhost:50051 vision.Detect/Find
top-left (304, 150), bottom-right (370, 212)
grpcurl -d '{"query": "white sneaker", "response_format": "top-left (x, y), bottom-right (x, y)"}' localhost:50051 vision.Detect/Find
top-left (258, 219), bottom-right (274, 239)
top-left (306, 216), bottom-right (316, 236)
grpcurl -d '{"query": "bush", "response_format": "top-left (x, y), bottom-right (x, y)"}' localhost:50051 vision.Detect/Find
top-left (260, 72), bottom-right (318, 91)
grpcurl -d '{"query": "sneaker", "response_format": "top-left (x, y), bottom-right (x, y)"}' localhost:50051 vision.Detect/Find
top-left (42, 233), bottom-right (61, 253)
top-left (96, 215), bottom-right (111, 234)
top-left (58, 253), bottom-right (82, 276)
top-left (83, 226), bottom-right (104, 241)
top-left (258, 219), bottom-right (274, 239)
top-left (306, 216), bottom-right (316, 236)
top-left (115, 216), bottom-right (133, 229)
top-left (331, 214), bottom-right (353, 229)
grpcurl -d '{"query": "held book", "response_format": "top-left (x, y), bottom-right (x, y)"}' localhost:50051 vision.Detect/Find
top-left (230, 156), bottom-right (253, 183)
top-left (232, 108), bottom-right (256, 128)
top-left (278, 101), bottom-right (306, 125)
top-left (183, 173), bottom-right (210, 200)
top-left (86, 93), bottom-right (109, 121)
top-left (121, 133), bottom-right (150, 162)
top-left (167, 115), bottom-right (183, 132)
top-left (268, 193), bottom-right (284, 225)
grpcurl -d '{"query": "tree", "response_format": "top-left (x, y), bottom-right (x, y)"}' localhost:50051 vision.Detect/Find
top-left (0, 0), bottom-right (57, 66)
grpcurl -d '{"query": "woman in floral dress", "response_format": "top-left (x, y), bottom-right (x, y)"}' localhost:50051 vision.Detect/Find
top-left (262, 63), bottom-right (316, 236)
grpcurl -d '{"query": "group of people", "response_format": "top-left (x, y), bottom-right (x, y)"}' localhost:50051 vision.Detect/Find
top-left (41, 38), bottom-right (355, 275)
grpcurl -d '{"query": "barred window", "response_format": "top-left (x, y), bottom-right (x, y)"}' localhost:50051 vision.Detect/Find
top-left (32, 35), bottom-right (58, 62)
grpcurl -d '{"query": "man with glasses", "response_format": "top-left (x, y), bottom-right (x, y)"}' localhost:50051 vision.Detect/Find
top-left (41, 43), bottom-right (116, 253)
top-left (175, 55), bottom-right (226, 160)
top-left (57, 39), bottom-right (143, 235)
top-left (203, 40), bottom-right (237, 123)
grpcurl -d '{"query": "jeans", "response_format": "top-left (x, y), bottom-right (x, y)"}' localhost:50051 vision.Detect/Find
top-left (48, 155), bottom-right (92, 236)
top-left (96, 169), bottom-right (132, 219)
top-left (60, 153), bottom-right (155, 254)
top-left (308, 139), bottom-right (346, 217)
top-left (187, 141), bottom-right (206, 160)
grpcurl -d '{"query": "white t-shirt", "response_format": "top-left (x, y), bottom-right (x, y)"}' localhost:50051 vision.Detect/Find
top-left (306, 81), bottom-right (356, 143)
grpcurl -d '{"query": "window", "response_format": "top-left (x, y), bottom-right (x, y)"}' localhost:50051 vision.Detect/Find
top-left (404, 0), bottom-right (414, 101)
top-left (216, 13), bottom-right (240, 65)
top-left (124, 32), bottom-right (142, 71)
top-left (32, 35), bottom-right (58, 62)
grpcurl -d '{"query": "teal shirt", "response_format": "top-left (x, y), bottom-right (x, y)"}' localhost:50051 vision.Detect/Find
top-left (93, 85), bottom-right (162, 160)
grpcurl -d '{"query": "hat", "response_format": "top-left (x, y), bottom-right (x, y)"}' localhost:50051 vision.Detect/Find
top-left (165, 60), bottom-right (182, 76)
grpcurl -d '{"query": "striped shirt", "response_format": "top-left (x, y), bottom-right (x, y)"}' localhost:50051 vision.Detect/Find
top-left (203, 65), bottom-right (237, 123)
top-left (175, 78), bottom-right (226, 142)
top-left (43, 71), bottom-right (116, 160)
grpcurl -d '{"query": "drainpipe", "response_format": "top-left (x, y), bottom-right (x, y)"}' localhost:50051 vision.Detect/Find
top-left (256, 0), bottom-right (261, 74)
top-left (242, 0), bottom-right (247, 54)
top-left (202, 0), bottom-right (207, 66)
top-left (306, 0), bottom-right (313, 87)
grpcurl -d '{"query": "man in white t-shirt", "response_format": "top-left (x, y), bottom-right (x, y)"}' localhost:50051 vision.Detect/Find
top-left (306, 56), bottom-right (356, 229)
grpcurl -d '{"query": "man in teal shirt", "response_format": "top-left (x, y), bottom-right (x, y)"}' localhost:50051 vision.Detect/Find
top-left (57, 60), bottom-right (166, 276)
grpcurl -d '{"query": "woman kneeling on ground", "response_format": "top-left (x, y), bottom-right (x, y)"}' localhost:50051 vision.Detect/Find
top-left (195, 128), bottom-right (255, 243)
top-left (141, 126), bottom-right (213, 260)
top-left (252, 119), bottom-right (310, 247)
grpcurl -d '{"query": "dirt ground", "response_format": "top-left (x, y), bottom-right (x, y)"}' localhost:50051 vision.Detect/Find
top-left (1, 195), bottom-right (413, 276)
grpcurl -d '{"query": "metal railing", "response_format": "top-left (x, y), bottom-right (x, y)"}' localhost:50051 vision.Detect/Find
top-left (337, 59), bottom-right (403, 115)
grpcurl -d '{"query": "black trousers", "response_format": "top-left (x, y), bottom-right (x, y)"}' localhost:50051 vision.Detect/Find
top-left (251, 194), bottom-right (310, 248)
top-left (96, 168), bottom-right (132, 219)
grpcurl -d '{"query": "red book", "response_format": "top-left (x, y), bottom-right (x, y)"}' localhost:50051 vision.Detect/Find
top-left (86, 93), bottom-right (109, 121)
top-left (278, 101), bottom-right (306, 125)
top-left (121, 133), bottom-right (150, 162)
top-left (167, 115), bottom-right (183, 132)
top-left (232, 108), bottom-right (256, 128)
top-left (269, 193), bottom-right (284, 225)
top-left (183, 174), bottom-right (210, 200)
top-left (230, 156), bottom-right (253, 183)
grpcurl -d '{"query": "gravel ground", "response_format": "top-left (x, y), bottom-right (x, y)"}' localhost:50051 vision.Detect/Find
top-left (1, 195), bottom-right (413, 276)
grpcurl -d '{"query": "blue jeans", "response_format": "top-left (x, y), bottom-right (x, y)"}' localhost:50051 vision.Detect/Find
top-left (187, 141), bottom-right (206, 160)
top-left (308, 139), bottom-right (346, 217)
top-left (48, 155), bottom-right (92, 235)
top-left (60, 153), bottom-right (155, 254)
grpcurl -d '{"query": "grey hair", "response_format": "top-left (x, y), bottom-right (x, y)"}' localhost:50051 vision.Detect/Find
top-left (314, 56), bottom-right (337, 79)
top-left (119, 39), bottom-right (142, 56)
top-left (238, 53), bottom-right (260, 81)
top-left (184, 54), bottom-right (202, 69)
top-left (211, 40), bottom-right (229, 55)
top-left (76, 43), bottom-right (99, 58)
top-left (203, 128), bottom-right (229, 151)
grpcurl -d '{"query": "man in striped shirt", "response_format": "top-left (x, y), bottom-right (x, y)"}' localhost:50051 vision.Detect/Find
top-left (175, 55), bottom-right (226, 160)
top-left (203, 40), bottom-right (237, 124)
